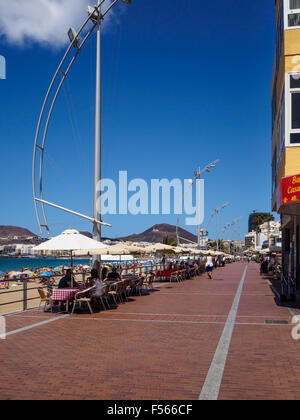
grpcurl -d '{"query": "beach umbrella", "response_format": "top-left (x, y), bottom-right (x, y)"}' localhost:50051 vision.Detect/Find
top-left (33, 228), bottom-right (108, 263)
top-left (21, 271), bottom-right (34, 276)
top-left (33, 229), bottom-right (108, 285)
top-left (9, 271), bottom-right (24, 278)
top-left (74, 243), bottom-right (149, 257)
top-left (38, 272), bottom-right (53, 277)
top-left (144, 243), bottom-right (176, 254)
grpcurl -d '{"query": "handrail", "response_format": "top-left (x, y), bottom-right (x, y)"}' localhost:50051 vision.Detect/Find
top-left (0, 271), bottom-right (89, 313)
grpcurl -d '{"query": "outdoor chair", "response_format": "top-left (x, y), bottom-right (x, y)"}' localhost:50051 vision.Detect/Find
top-left (170, 271), bottom-right (180, 283)
top-left (108, 282), bottom-right (124, 305)
top-left (71, 286), bottom-right (95, 315)
top-left (38, 288), bottom-right (53, 312)
top-left (135, 277), bottom-right (145, 296)
top-left (176, 270), bottom-right (184, 282)
top-left (94, 284), bottom-right (111, 311)
top-left (121, 279), bottom-right (129, 301)
top-left (145, 273), bottom-right (155, 290)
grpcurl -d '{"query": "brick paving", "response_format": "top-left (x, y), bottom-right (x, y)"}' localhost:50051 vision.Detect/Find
top-left (0, 262), bottom-right (299, 400)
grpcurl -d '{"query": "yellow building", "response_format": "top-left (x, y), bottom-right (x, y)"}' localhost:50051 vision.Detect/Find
top-left (272, 0), bottom-right (300, 290)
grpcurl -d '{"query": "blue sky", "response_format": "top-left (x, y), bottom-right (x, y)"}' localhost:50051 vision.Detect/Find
top-left (0, 0), bottom-right (277, 241)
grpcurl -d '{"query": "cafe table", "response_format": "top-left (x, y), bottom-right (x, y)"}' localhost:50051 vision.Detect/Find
top-left (51, 288), bottom-right (81, 312)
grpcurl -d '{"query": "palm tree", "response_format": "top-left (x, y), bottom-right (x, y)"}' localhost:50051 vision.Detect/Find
top-left (162, 236), bottom-right (177, 246)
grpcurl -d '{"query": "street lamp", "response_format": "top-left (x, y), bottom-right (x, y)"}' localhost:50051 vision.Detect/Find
top-left (188, 160), bottom-right (220, 248)
top-left (227, 217), bottom-right (241, 254)
top-left (212, 203), bottom-right (229, 251)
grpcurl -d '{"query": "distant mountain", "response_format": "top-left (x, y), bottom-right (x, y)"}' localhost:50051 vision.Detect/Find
top-left (119, 223), bottom-right (197, 244)
top-left (0, 226), bottom-right (37, 238)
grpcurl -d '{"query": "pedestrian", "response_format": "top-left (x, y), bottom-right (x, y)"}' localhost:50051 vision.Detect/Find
top-left (205, 254), bottom-right (214, 279)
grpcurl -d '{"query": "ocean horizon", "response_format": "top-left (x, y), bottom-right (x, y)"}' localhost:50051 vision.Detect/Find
top-left (0, 257), bottom-right (91, 273)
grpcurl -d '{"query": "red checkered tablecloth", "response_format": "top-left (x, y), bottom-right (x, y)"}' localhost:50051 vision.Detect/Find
top-left (52, 288), bottom-right (80, 302)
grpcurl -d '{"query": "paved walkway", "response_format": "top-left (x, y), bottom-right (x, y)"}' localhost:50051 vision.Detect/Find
top-left (1, 262), bottom-right (300, 400)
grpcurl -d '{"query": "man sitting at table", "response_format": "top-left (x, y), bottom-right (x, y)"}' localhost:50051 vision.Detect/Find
top-left (106, 266), bottom-right (121, 281)
top-left (58, 269), bottom-right (78, 288)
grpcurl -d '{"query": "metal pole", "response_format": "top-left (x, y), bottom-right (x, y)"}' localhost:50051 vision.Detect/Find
top-left (216, 211), bottom-right (219, 251)
top-left (23, 280), bottom-right (28, 312)
top-left (93, 1), bottom-right (102, 268)
top-left (197, 167), bottom-right (201, 248)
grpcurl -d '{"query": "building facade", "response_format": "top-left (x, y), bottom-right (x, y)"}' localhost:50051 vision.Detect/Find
top-left (248, 212), bottom-right (270, 233)
top-left (244, 222), bottom-right (282, 252)
top-left (272, 0), bottom-right (300, 288)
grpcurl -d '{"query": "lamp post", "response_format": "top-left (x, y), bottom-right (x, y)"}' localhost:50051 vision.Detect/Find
top-left (212, 203), bottom-right (229, 251)
top-left (227, 217), bottom-right (241, 255)
top-left (188, 160), bottom-right (219, 248)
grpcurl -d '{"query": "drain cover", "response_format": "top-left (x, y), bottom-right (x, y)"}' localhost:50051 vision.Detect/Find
top-left (265, 320), bottom-right (288, 325)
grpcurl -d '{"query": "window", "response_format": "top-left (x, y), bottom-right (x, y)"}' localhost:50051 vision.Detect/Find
top-left (272, 88), bottom-right (285, 193)
top-left (292, 92), bottom-right (300, 128)
top-left (290, 133), bottom-right (300, 143)
top-left (287, 0), bottom-right (300, 28)
top-left (288, 74), bottom-right (300, 144)
top-left (273, 0), bottom-right (284, 131)
top-left (290, 0), bottom-right (300, 9)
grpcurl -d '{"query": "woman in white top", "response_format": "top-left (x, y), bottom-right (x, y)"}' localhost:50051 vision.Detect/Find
top-left (89, 269), bottom-right (105, 297)
top-left (205, 254), bottom-right (214, 279)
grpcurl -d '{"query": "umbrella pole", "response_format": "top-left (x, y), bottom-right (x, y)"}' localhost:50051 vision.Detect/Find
top-left (71, 251), bottom-right (73, 288)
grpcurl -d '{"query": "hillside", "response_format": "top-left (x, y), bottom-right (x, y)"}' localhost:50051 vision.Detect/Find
top-left (0, 226), bottom-right (37, 238)
top-left (119, 223), bottom-right (197, 244)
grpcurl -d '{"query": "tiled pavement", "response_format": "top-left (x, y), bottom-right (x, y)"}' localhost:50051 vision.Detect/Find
top-left (1, 262), bottom-right (300, 400)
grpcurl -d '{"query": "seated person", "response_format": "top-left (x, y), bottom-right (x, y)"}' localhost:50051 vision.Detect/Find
top-left (58, 269), bottom-right (77, 289)
top-left (101, 266), bottom-right (108, 281)
top-left (107, 266), bottom-right (121, 281)
top-left (88, 269), bottom-right (105, 298)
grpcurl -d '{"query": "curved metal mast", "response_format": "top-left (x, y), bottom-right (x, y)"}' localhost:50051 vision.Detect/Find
top-left (33, 0), bottom-right (130, 237)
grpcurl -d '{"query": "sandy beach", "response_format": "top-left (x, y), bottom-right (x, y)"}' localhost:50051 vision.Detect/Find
top-left (0, 274), bottom-right (84, 315)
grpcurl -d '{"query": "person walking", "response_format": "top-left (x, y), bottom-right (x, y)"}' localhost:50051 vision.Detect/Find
top-left (205, 254), bottom-right (214, 279)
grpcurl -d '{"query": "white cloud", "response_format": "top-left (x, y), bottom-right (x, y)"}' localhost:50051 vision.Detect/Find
top-left (0, 0), bottom-right (116, 48)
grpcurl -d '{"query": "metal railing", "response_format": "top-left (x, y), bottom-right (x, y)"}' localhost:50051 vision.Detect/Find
top-left (0, 266), bottom-right (162, 313)
top-left (0, 259), bottom-right (206, 313)
top-left (0, 271), bottom-right (89, 313)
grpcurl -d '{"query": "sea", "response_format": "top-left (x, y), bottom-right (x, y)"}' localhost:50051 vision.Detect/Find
top-left (0, 257), bottom-right (91, 273)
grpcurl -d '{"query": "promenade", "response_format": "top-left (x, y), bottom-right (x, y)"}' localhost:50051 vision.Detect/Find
top-left (1, 262), bottom-right (300, 400)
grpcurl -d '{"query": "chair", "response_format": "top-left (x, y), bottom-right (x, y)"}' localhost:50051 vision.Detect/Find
top-left (71, 286), bottom-right (95, 315)
top-left (135, 277), bottom-right (145, 296)
top-left (170, 271), bottom-right (179, 283)
top-left (121, 280), bottom-right (129, 301)
top-left (38, 288), bottom-right (53, 312)
top-left (108, 282), bottom-right (123, 305)
top-left (145, 273), bottom-right (155, 290)
top-left (93, 284), bottom-right (111, 311)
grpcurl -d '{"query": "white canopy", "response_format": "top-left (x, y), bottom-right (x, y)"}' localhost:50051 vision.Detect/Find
top-left (145, 243), bottom-right (176, 254)
top-left (74, 243), bottom-right (150, 257)
top-left (33, 229), bottom-right (108, 252)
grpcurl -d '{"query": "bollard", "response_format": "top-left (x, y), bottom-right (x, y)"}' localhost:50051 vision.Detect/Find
top-left (23, 280), bottom-right (28, 311)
